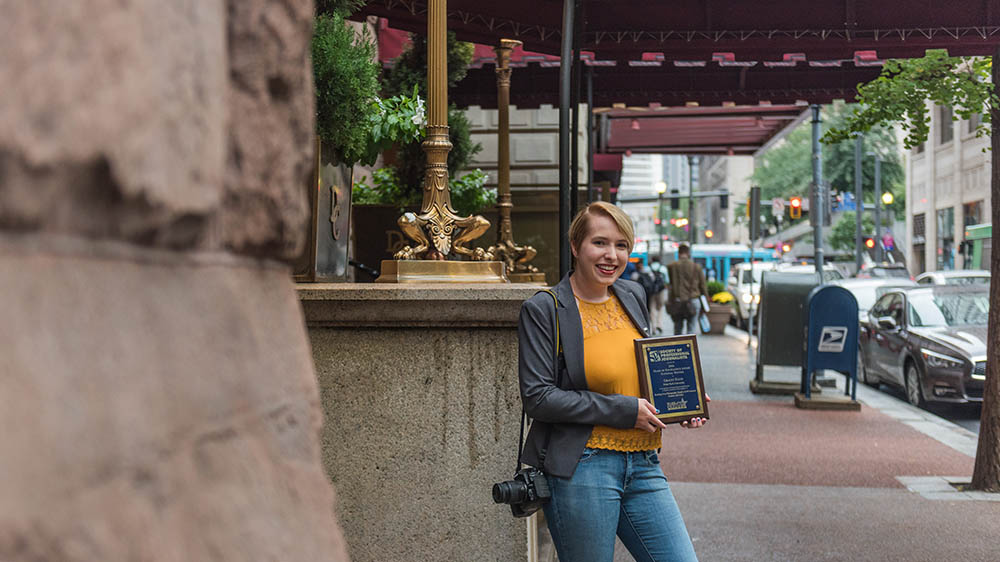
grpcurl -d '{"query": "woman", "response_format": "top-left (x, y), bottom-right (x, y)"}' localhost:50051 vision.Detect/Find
top-left (518, 202), bottom-right (705, 562)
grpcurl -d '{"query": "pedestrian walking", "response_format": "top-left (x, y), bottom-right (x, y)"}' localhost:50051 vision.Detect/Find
top-left (648, 256), bottom-right (668, 334)
top-left (517, 202), bottom-right (705, 562)
top-left (666, 244), bottom-right (708, 335)
top-left (630, 261), bottom-right (658, 309)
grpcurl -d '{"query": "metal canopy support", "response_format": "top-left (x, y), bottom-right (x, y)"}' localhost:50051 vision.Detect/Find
top-left (586, 66), bottom-right (595, 203)
top-left (558, 0), bottom-right (575, 278)
top-left (811, 104), bottom-right (824, 274)
top-left (687, 156), bottom-right (699, 244)
top-left (570, 0), bottom-right (582, 221)
top-left (855, 134), bottom-right (863, 273)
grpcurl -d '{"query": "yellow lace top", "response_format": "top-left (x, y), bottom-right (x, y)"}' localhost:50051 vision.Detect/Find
top-left (578, 294), bottom-right (661, 451)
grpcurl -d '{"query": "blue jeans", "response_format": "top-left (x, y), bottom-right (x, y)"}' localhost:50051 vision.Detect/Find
top-left (543, 448), bottom-right (698, 562)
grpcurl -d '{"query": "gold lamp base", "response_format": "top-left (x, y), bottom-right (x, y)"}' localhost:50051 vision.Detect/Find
top-left (507, 272), bottom-right (548, 285)
top-left (376, 260), bottom-right (509, 283)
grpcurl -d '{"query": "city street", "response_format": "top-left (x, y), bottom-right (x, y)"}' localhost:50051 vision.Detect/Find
top-left (614, 321), bottom-right (996, 561)
top-left (726, 324), bottom-right (985, 436)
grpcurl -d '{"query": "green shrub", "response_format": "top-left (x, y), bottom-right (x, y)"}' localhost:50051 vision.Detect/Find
top-left (449, 169), bottom-right (496, 217)
top-left (352, 168), bottom-right (418, 209)
top-left (312, 12), bottom-right (379, 165)
top-left (706, 280), bottom-right (726, 297)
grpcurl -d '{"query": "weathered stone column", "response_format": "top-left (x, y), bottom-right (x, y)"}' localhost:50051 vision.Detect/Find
top-left (0, 1), bottom-right (348, 560)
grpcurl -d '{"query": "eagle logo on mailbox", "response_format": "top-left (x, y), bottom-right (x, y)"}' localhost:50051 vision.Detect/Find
top-left (817, 326), bottom-right (848, 353)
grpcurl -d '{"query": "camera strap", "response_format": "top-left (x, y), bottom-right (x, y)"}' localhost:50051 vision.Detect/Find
top-left (517, 289), bottom-right (563, 474)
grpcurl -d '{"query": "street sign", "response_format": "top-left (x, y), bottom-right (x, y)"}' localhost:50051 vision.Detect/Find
top-left (771, 197), bottom-right (785, 215)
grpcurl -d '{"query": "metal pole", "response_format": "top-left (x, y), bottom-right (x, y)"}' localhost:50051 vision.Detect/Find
top-left (855, 134), bottom-right (864, 273)
top-left (658, 191), bottom-right (665, 263)
top-left (811, 105), bottom-right (824, 276)
top-left (688, 155), bottom-right (699, 245)
top-left (558, 0), bottom-right (575, 277)
top-left (494, 39), bottom-right (519, 249)
top-left (748, 186), bottom-right (761, 348)
top-left (570, 0), bottom-right (582, 219)
top-left (586, 66), bottom-right (595, 203)
top-left (874, 155), bottom-right (882, 263)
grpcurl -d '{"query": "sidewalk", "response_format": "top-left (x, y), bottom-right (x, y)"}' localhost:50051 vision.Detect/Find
top-left (608, 325), bottom-right (1000, 561)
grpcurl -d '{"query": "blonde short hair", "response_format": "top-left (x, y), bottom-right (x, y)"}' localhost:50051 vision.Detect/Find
top-left (568, 202), bottom-right (635, 254)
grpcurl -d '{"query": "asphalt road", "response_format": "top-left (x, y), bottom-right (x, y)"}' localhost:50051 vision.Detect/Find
top-left (874, 383), bottom-right (983, 434)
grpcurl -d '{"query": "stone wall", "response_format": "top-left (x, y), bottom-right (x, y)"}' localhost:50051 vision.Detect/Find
top-left (0, 1), bottom-right (348, 560)
top-left (300, 284), bottom-right (538, 562)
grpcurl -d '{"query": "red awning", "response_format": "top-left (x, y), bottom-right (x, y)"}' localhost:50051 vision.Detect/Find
top-left (592, 153), bottom-right (623, 171)
top-left (378, 22), bottom-right (883, 109)
top-left (601, 104), bottom-right (808, 156)
top-left (360, 0), bottom-right (1000, 62)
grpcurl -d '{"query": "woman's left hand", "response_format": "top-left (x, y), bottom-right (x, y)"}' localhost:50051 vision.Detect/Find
top-left (679, 393), bottom-right (710, 429)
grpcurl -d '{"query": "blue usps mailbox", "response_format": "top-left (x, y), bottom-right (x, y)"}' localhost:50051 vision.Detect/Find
top-left (803, 285), bottom-right (859, 400)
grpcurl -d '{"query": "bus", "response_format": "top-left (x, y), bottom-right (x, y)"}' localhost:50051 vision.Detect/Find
top-left (631, 242), bottom-right (779, 283)
top-left (963, 223), bottom-right (992, 269)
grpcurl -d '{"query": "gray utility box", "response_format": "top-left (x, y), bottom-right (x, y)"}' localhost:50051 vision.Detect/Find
top-left (752, 271), bottom-right (821, 389)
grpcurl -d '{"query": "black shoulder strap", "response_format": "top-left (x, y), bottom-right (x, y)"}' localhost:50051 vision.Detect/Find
top-left (517, 290), bottom-right (563, 473)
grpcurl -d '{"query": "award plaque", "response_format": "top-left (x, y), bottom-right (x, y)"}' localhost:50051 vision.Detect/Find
top-left (634, 335), bottom-right (709, 424)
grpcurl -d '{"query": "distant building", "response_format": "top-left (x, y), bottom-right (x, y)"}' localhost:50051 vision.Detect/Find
top-left (618, 154), bottom-right (691, 250)
top-left (905, 103), bottom-right (990, 274)
top-left (699, 155), bottom-right (754, 244)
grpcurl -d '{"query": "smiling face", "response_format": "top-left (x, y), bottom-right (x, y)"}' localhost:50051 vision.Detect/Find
top-left (571, 214), bottom-right (631, 295)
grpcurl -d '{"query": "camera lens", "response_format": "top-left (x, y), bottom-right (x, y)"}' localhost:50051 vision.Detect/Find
top-left (492, 480), bottom-right (528, 504)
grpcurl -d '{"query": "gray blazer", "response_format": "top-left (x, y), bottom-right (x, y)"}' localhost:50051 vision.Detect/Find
top-left (517, 273), bottom-right (652, 478)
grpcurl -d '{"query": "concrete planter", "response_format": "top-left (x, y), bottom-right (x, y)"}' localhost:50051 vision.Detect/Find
top-left (706, 303), bottom-right (731, 334)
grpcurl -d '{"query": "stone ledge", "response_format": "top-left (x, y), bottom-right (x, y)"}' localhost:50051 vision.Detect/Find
top-left (298, 283), bottom-right (542, 328)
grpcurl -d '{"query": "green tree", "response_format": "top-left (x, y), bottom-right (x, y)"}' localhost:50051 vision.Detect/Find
top-left (820, 49), bottom-right (999, 493)
top-left (828, 211), bottom-right (875, 252)
top-left (751, 103), bottom-right (905, 223)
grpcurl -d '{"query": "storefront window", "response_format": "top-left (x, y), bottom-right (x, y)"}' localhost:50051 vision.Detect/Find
top-left (937, 207), bottom-right (955, 270)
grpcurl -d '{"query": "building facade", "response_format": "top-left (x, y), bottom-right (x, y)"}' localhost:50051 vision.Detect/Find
top-left (906, 103), bottom-right (991, 274)
top-left (699, 155), bottom-right (755, 244)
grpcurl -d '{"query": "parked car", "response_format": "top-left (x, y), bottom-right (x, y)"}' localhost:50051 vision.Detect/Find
top-left (727, 262), bottom-right (843, 330)
top-left (914, 269), bottom-right (990, 286)
top-left (856, 263), bottom-right (911, 279)
top-left (726, 261), bottom-right (778, 330)
top-left (859, 286), bottom-right (988, 407)
top-left (830, 278), bottom-right (917, 324)
top-left (776, 262), bottom-right (845, 282)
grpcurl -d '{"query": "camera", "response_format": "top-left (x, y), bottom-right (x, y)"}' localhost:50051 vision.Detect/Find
top-left (492, 467), bottom-right (551, 518)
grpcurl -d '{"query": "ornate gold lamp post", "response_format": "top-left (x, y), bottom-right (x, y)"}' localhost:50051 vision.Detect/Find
top-left (377, 0), bottom-right (505, 283)
top-left (487, 39), bottom-right (546, 284)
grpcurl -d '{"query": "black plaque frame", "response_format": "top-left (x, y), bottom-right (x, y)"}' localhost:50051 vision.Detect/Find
top-left (634, 334), bottom-right (709, 424)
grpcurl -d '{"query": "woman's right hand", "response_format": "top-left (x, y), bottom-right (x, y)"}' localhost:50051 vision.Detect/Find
top-left (634, 398), bottom-right (667, 432)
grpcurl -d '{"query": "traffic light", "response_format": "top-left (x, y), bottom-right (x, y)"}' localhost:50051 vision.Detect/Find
top-left (720, 194), bottom-right (729, 209)
top-left (670, 188), bottom-right (680, 210)
top-left (789, 196), bottom-right (802, 219)
top-left (864, 237), bottom-right (875, 249)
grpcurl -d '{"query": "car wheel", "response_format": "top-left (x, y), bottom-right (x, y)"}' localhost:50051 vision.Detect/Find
top-left (905, 363), bottom-right (925, 408)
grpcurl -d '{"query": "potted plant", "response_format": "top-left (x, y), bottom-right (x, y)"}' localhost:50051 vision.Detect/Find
top-left (308, 10), bottom-right (427, 281)
top-left (705, 281), bottom-right (733, 334)
top-left (350, 30), bottom-right (497, 273)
